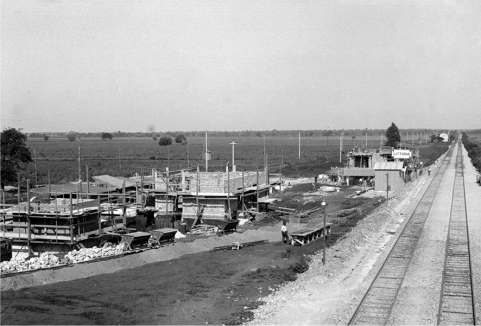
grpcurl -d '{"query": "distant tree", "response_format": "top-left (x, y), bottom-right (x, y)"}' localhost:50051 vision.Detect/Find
top-left (158, 136), bottom-right (173, 146)
top-left (430, 134), bottom-right (443, 143)
top-left (175, 134), bottom-right (187, 144)
top-left (43, 134), bottom-right (49, 142)
top-left (101, 132), bottom-right (113, 140)
top-left (385, 123), bottom-right (401, 147)
top-left (1, 128), bottom-right (32, 188)
top-left (67, 132), bottom-right (77, 142)
top-left (152, 135), bottom-right (158, 141)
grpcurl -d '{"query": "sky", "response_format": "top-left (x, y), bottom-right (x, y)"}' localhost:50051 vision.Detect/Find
top-left (1, 0), bottom-right (481, 132)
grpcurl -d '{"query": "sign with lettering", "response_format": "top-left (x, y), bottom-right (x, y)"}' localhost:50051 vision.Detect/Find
top-left (392, 149), bottom-right (412, 159)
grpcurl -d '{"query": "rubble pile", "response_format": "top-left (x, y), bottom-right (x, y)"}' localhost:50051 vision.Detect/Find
top-left (0, 243), bottom-right (128, 275)
top-left (0, 252), bottom-right (60, 274)
top-left (65, 242), bottom-right (128, 263)
top-left (189, 224), bottom-right (219, 235)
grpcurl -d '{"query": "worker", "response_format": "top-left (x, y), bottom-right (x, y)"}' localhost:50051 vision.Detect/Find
top-left (427, 167), bottom-right (431, 176)
top-left (281, 220), bottom-right (289, 244)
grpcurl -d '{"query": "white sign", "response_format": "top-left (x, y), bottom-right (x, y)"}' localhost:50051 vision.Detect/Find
top-left (392, 149), bottom-right (412, 159)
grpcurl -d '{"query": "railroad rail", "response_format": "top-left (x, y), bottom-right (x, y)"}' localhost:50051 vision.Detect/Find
top-left (438, 145), bottom-right (475, 325)
top-left (349, 145), bottom-right (454, 325)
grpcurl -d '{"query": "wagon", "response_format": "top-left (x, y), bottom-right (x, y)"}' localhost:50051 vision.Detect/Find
top-left (289, 223), bottom-right (332, 246)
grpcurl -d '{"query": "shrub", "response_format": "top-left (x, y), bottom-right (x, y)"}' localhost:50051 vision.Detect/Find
top-left (158, 137), bottom-right (172, 146)
top-left (175, 134), bottom-right (187, 144)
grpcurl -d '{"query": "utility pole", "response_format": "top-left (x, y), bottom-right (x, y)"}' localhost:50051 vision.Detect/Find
top-left (230, 141), bottom-right (237, 172)
top-left (33, 149), bottom-right (38, 187)
top-left (256, 167), bottom-right (260, 212)
top-left (298, 131), bottom-right (301, 160)
top-left (85, 164), bottom-right (89, 193)
top-left (263, 135), bottom-right (267, 170)
top-left (205, 132), bottom-right (208, 172)
top-left (196, 165), bottom-right (200, 215)
top-left (386, 173), bottom-right (389, 201)
top-left (118, 148), bottom-right (122, 175)
top-left (321, 199), bottom-right (327, 265)
top-left (339, 131), bottom-right (344, 164)
top-left (365, 128), bottom-right (368, 148)
top-left (78, 138), bottom-right (82, 193)
top-left (227, 163), bottom-right (231, 218)
top-left (26, 179), bottom-right (32, 257)
top-left (48, 169), bottom-right (51, 197)
top-left (280, 151), bottom-right (284, 191)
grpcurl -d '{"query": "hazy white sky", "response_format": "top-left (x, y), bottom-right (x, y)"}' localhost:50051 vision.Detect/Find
top-left (1, 0), bottom-right (481, 132)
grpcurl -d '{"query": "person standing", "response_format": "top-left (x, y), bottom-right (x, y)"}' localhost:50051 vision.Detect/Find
top-left (281, 220), bottom-right (289, 244)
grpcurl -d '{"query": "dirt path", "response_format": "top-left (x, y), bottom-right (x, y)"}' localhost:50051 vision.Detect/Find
top-left (248, 152), bottom-right (446, 325)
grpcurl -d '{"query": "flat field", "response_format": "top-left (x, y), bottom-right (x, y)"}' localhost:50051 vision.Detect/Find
top-left (23, 135), bottom-right (449, 185)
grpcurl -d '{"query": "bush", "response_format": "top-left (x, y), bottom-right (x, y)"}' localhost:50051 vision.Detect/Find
top-left (101, 132), bottom-right (113, 140)
top-left (175, 134), bottom-right (187, 144)
top-left (67, 132), bottom-right (77, 142)
top-left (158, 137), bottom-right (172, 146)
top-left (43, 134), bottom-right (49, 142)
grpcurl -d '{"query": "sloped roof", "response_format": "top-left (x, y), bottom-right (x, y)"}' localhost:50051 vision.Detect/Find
top-left (373, 161), bottom-right (404, 170)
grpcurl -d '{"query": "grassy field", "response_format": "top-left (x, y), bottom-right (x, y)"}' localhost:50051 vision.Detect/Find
top-left (463, 131), bottom-right (481, 174)
top-left (21, 135), bottom-right (449, 185)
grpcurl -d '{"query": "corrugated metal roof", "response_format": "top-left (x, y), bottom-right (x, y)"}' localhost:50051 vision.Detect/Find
top-left (373, 161), bottom-right (404, 170)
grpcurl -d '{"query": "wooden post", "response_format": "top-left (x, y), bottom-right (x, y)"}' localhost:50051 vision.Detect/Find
top-left (26, 179), bottom-right (32, 257)
top-left (227, 164), bottom-right (231, 219)
top-left (365, 128), bottom-right (368, 148)
top-left (85, 164), bottom-right (90, 194)
top-left (70, 192), bottom-right (74, 245)
top-left (339, 131), bottom-right (344, 164)
top-left (78, 140), bottom-right (82, 193)
top-left (33, 149), bottom-right (38, 187)
top-left (47, 169), bottom-right (51, 197)
top-left (166, 168), bottom-right (170, 216)
top-left (205, 132), bottom-right (208, 172)
top-left (17, 173), bottom-right (21, 209)
top-left (122, 181), bottom-right (126, 227)
top-left (242, 170), bottom-right (245, 211)
top-left (298, 131), bottom-right (301, 160)
top-left (280, 151), bottom-right (283, 192)
top-left (322, 201), bottom-right (327, 265)
top-left (98, 194), bottom-right (102, 235)
top-left (196, 165), bottom-right (200, 216)
top-left (386, 173), bottom-right (389, 201)
top-left (256, 168), bottom-right (259, 212)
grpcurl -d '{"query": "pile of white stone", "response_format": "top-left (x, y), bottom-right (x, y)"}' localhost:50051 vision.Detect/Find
top-left (64, 242), bottom-right (128, 263)
top-left (0, 252), bottom-right (60, 274)
top-left (0, 242), bottom-right (128, 275)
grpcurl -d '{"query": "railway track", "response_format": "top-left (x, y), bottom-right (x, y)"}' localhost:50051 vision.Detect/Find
top-left (438, 145), bottom-right (475, 325)
top-left (349, 146), bottom-right (455, 325)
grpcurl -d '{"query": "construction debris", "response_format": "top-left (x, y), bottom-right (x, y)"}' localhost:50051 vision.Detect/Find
top-left (189, 224), bottom-right (219, 235)
top-left (65, 242), bottom-right (128, 263)
top-left (0, 252), bottom-right (61, 274)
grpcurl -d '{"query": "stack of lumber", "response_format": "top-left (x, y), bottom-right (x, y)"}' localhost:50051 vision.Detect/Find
top-left (189, 224), bottom-right (219, 235)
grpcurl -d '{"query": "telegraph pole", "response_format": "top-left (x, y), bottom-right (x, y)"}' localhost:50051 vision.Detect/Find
top-left (339, 131), bottom-right (344, 164)
top-left (365, 128), bottom-right (368, 148)
top-left (298, 131), bottom-right (301, 160)
top-left (230, 141), bottom-right (237, 172)
top-left (205, 132), bottom-right (208, 172)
